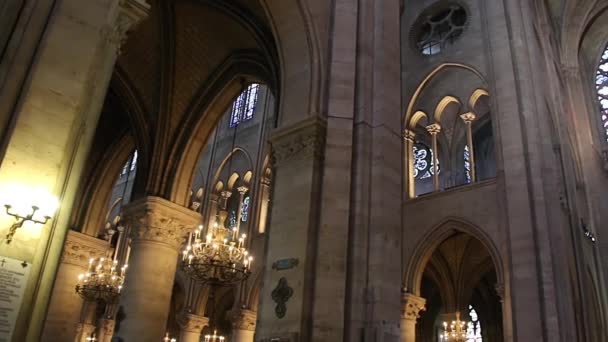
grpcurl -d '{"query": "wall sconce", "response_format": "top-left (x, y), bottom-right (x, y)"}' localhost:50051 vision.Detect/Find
top-left (1, 185), bottom-right (59, 244)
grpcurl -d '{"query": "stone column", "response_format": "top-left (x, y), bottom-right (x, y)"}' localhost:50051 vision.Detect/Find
top-left (256, 117), bottom-right (325, 341)
top-left (403, 129), bottom-right (416, 198)
top-left (426, 123), bottom-right (442, 192)
top-left (400, 293), bottom-right (426, 342)
top-left (4, 1), bottom-right (148, 339)
top-left (97, 318), bottom-right (116, 342)
top-left (460, 112), bottom-right (476, 183)
top-left (228, 309), bottom-right (256, 342)
top-left (42, 231), bottom-right (109, 342)
top-left (177, 313), bottom-right (209, 342)
top-left (114, 197), bottom-right (201, 341)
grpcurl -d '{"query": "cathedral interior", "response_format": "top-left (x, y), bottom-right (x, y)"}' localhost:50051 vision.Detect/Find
top-left (0, 0), bottom-right (607, 341)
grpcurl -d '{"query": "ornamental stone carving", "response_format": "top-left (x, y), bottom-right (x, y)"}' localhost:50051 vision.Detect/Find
top-left (121, 197), bottom-right (202, 250)
top-left (227, 308), bottom-right (257, 331)
top-left (177, 312), bottom-right (209, 333)
top-left (61, 231), bottom-right (111, 268)
top-left (106, 0), bottom-right (150, 54)
top-left (270, 118), bottom-right (326, 167)
top-left (401, 293), bottom-right (426, 321)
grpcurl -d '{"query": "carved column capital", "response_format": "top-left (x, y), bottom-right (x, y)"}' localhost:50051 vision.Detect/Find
top-left (270, 118), bottom-right (326, 167)
top-left (425, 123), bottom-right (441, 136)
top-left (237, 186), bottom-right (249, 195)
top-left (227, 308), bottom-right (257, 331)
top-left (107, 0), bottom-right (150, 54)
top-left (177, 312), bottom-right (209, 333)
top-left (121, 196), bottom-right (202, 250)
top-left (459, 112), bottom-right (476, 124)
top-left (61, 230), bottom-right (111, 267)
top-left (401, 293), bottom-right (426, 321)
top-left (403, 129), bottom-right (416, 142)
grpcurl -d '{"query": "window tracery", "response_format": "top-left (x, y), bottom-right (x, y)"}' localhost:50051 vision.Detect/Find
top-left (414, 3), bottom-right (467, 55)
top-left (596, 46), bottom-right (608, 141)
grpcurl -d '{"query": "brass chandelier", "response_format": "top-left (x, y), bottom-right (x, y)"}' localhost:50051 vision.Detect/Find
top-left (75, 255), bottom-right (127, 303)
top-left (440, 312), bottom-right (468, 342)
top-left (181, 209), bottom-right (252, 285)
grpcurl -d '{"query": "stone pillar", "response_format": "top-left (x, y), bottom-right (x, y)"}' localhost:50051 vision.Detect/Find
top-left (256, 118), bottom-right (325, 341)
top-left (426, 123), bottom-right (441, 192)
top-left (177, 313), bottom-right (209, 342)
top-left (403, 129), bottom-right (416, 198)
top-left (400, 293), bottom-right (426, 342)
top-left (460, 112), bottom-right (476, 183)
top-left (97, 318), bottom-right (115, 342)
top-left (3, 1), bottom-right (148, 339)
top-left (114, 197), bottom-right (201, 341)
top-left (42, 231), bottom-right (109, 342)
top-left (228, 309), bottom-right (256, 342)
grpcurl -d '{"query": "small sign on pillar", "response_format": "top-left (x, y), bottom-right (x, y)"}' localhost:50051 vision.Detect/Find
top-left (0, 256), bottom-right (31, 341)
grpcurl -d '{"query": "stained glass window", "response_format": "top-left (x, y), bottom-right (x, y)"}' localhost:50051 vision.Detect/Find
top-left (596, 46), bottom-right (608, 141)
top-left (466, 305), bottom-right (482, 342)
top-left (464, 145), bottom-right (471, 184)
top-left (413, 143), bottom-right (438, 180)
top-left (229, 83), bottom-right (260, 127)
top-left (121, 150), bottom-right (138, 176)
top-left (241, 196), bottom-right (250, 222)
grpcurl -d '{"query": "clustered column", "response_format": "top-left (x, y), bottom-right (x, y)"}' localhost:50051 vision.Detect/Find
top-left (114, 197), bottom-right (201, 341)
top-left (177, 312), bottom-right (209, 342)
top-left (400, 293), bottom-right (426, 342)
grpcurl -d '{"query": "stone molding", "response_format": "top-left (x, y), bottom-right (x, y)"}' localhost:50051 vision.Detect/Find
top-left (227, 308), bottom-right (257, 331)
top-left (177, 312), bottom-right (209, 333)
top-left (401, 293), bottom-right (426, 321)
top-left (61, 230), bottom-right (111, 268)
top-left (270, 117), bottom-right (326, 167)
top-left (122, 196), bottom-right (202, 250)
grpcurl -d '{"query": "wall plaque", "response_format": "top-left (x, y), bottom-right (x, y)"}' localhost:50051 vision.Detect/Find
top-left (271, 258), bottom-right (299, 271)
top-left (0, 257), bottom-right (30, 341)
top-left (271, 277), bottom-right (293, 319)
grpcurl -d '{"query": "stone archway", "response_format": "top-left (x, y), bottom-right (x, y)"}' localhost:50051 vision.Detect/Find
top-left (402, 218), bottom-right (504, 342)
